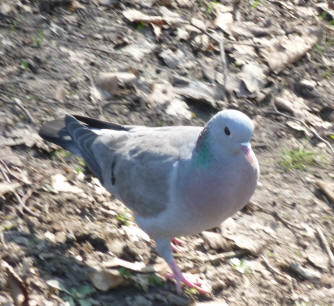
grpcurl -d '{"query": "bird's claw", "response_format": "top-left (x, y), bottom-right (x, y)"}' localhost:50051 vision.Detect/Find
top-left (171, 238), bottom-right (184, 253)
top-left (165, 273), bottom-right (209, 295)
top-left (172, 237), bottom-right (184, 245)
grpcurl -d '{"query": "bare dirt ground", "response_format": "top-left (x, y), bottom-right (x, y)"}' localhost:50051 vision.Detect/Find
top-left (0, 0), bottom-right (334, 305)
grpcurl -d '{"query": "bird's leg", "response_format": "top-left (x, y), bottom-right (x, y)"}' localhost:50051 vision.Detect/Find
top-left (156, 239), bottom-right (209, 294)
top-left (171, 243), bottom-right (182, 253)
top-left (167, 260), bottom-right (209, 295)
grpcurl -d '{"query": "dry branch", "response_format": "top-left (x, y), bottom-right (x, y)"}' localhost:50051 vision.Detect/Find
top-left (315, 226), bottom-right (334, 268)
top-left (0, 160), bottom-right (38, 218)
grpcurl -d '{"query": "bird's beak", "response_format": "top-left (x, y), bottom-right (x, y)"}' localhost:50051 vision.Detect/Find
top-left (240, 142), bottom-right (255, 165)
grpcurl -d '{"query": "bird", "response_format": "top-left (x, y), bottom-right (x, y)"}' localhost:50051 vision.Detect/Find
top-left (39, 109), bottom-right (259, 294)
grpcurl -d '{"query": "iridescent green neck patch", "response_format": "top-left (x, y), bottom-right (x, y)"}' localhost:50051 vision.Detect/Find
top-left (194, 127), bottom-right (210, 167)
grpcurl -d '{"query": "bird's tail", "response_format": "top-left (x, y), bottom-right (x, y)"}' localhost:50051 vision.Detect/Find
top-left (39, 116), bottom-right (78, 155)
top-left (39, 115), bottom-right (102, 179)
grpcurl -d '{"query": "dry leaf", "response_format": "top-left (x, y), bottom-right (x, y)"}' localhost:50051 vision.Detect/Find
top-left (54, 83), bottom-right (65, 102)
top-left (123, 9), bottom-right (163, 24)
top-left (2, 261), bottom-right (29, 306)
top-left (239, 63), bottom-right (266, 93)
top-left (145, 81), bottom-right (192, 120)
top-left (95, 72), bottom-right (136, 94)
top-left (228, 22), bottom-right (278, 39)
top-left (174, 80), bottom-right (220, 109)
top-left (259, 28), bottom-right (319, 73)
top-left (151, 23), bottom-right (162, 39)
top-left (89, 269), bottom-right (125, 291)
top-left (70, 0), bottom-right (85, 12)
top-left (121, 40), bottom-right (155, 61)
top-left (227, 233), bottom-right (265, 255)
top-left (286, 121), bottom-right (311, 137)
top-left (0, 182), bottom-right (21, 197)
top-left (214, 10), bottom-right (233, 32)
top-left (51, 173), bottom-right (83, 194)
top-left (232, 44), bottom-right (257, 66)
top-left (123, 8), bottom-right (182, 25)
top-left (0, 2), bottom-right (12, 15)
top-left (316, 180), bottom-right (334, 203)
top-left (159, 49), bottom-right (185, 69)
top-left (0, 147), bottom-right (23, 167)
top-left (103, 257), bottom-right (146, 271)
top-left (123, 225), bottom-right (150, 242)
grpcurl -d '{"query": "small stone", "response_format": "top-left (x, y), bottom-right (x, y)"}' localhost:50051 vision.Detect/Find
top-left (294, 79), bottom-right (320, 100)
top-left (127, 295), bottom-right (152, 306)
top-left (289, 263), bottom-right (321, 281)
top-left (159, 49), bottom-right (185, 69)
top-left (55, 231), bottom-right (66, 244)
top-left (176, 28), bottom-right (189, 41)
top-left (166, 293), bottom-right (189, 306)
top-left (228, 233), bottom-right (265, 255)
top-left (99, 0), bottom-right (118, 6)
top-left (44, 231), bottom-right (56, 243)
top-left (202, 231), bottom-right (226, 250)
top-left (95, 72), bottom-right (136, 93)
top-left (202, 64), bottom-right (216, 83)
top-left (89, 269), bottom-right (126, 291)
top-left (307, 250), bottom-right (329, 270)
top-left (107, 240), bottom-right (126, 257)
top-left (175, 0), bottom-right (193, 8)
top-left (0, 3), bottom-right (12, 15)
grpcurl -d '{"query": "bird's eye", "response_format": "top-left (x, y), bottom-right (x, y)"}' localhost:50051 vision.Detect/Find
top-left (224, 126), bottom-right (231, 136)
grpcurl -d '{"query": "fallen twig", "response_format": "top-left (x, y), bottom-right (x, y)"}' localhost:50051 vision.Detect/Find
top-left (0, 160), bottom-right (39, 218)
top-left (261, 255), bottom-right (290, 280)
top-left (206, 250), bottom-right (245, 263)
top-left (272, 211), bottom-right (305, 231)
top-left (13, 98), bottom-right (36, 124)
top-left (250, 201), bottom-right (304, 231)
top-left (315, 226), bottom-right (334, 268)
top-left (2, 260), bottom-right (29, 306)
top-left (0, 231), bottom-right (5, 247)
top-left (218, 39), bottom-right (227, 98)
top-left (19, 189), bottom-right (34, 212)
top-left (315, 180), bottom-right (334, 204)
top-left (0, 182), bottom-right (21, 197)
top-left (0, 161), bottom-right (10, 182)
top-left (0, 92), bottom-right (36, 125)
top-left (175, 250), bottom-right (245, 263)
top-left (266, 106), bottom-right (334, 155)
top-left (0, 78), bottom-right (26, 86)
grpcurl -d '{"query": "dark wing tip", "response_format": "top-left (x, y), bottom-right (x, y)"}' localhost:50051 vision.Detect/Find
top-left (39, 117), bottom-right (67, 142)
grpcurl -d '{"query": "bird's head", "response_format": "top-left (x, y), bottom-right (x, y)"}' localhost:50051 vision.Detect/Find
top-left (196, 109), bottom-right (256, 165)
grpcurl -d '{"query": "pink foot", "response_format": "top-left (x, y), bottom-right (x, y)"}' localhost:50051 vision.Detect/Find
top-left (167, 260), bottom-right (209, 295)
top-left (171, 238), bottom-right (184, 253)
top-left (171, 243), bottom-right (182, 253)
top-left (172, 237), bottom-right (183, 245)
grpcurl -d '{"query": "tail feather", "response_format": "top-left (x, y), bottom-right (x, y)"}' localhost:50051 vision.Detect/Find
top-left (39, 117), bottom-right (81, 155)
top-left (39, 115), bottom-right (103, 180)
top-left (65, 116), bottom-right (102, 179)
top-left (72, 115), bottom-right (129, 131)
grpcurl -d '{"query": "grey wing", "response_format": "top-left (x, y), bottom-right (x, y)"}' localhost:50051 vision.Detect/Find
top-left (92, 126), bottom-right (201, 217)
top-left (40, 114), bottom-right (201, 218)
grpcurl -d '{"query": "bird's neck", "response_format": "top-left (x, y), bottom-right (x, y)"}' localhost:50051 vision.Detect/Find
top-left (192, 126), bottom-right (228, 168)
top-left (193, 126), bottom-right (212, 167)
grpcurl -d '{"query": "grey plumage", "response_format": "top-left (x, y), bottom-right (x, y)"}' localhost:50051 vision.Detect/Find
top-left (39, 110), bottom-right (259, 293)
